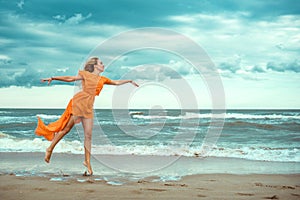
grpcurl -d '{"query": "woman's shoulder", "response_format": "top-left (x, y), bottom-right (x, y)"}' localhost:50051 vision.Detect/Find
top-left (78, 70), bottom-right (86, 75)
top-left (79, 70), bottom-right (96, 76)
top-left (101, 76), bottom-right (112, 83)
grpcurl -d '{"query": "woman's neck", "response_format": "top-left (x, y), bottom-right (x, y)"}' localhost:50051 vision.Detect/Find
top-left (92, 69), bottom-right (102, 75)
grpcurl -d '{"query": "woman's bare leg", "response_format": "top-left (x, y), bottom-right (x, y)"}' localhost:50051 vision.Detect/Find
top-left (45, 116), bottom-right (77, 163)
top-left (81, 118), bottom-right (93, 175)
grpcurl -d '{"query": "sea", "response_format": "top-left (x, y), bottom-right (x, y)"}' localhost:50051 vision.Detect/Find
top-left (0, 108), bottom-right (299, 183)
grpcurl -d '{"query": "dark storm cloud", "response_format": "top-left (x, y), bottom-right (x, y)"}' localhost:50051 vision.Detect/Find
top-left (219, 62), bottom-right (240, 73)
top-left (0, 64), bottom-right (77, 88)
top-left (3, 0), bottom-right (299, 27)
top-left (111, 64), bottom-right (182, 81)
top-left (249, 65), bottom-right (265, 73)
top-left (0, 0), bottom-right (299, 88)
top-left (267, 60), bottom-right (300, 73)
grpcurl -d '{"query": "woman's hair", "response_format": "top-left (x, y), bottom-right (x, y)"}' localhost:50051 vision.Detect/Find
top-left (84, 56), bottom-right (99, 72)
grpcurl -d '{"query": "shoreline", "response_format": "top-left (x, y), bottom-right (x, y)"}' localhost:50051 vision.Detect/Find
top-left (0, 152), bottom-right (300, 175)
top-left (1, 173), bottom-right (299, 200)
top-left (1, 152), bottom-right (299, 176)
top-left (1, 152), bottom-right (299, 199)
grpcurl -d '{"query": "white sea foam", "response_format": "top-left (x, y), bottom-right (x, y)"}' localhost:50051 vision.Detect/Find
top-left (0, 137), bottom-right (83, 154)
top-left (225, 113), bottom-right (300, 119)
top-left (91, 144), bottom-right (299, 162)
top-left (0, 114), bottom-right (59, 124)
top-left (0, 116), bottom-right (35, 124)
top-left (36, 114), bottom-right (61, 120)
top-left (0, 111), bottom-right (12, 114)
top-left (0, 132), bottom-right (13, 138)
top-left (206, 146), bottom-right (300, 162)
top-left (131, 112), bottom-right (206, 120)
top-left (129, 111), bottom-right (144, 115)
top-left (0, 137), bottom-right (299, 162)
top-left (131, 112), bottom-right (300, 120)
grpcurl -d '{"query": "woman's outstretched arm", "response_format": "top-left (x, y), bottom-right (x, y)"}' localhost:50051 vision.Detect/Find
top-left (109, 80), bottom-right (139, 87)
top-left (41, 75), bottom-right (83, 85)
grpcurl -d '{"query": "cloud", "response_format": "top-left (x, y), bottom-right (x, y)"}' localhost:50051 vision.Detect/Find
top-left (1, 0), bottom-right (299, 89)
top-left (14, 67), bottom-right (41, 88)
top-left (0, 11), bottom-right (128, 88)
top-left (168, 9), bottom-right (300, 78)
top-left (0, 55), bottom-right (12, 65)
top-left (0, 67), bottom-right (40, 88)
top-left (218, 55), bottom-right (242, 73)
top-left (17, 0), bottom-right (25, 9)
top-left (3, 0), bottom-right (300, 27)
top-left (53, 13), bottom-right (92, 25)
top-left (124, 64), bottom-right (182, 81)
top-left (249, 65), bottom-right (265, 73)
top-left (0, 65), bottom-right (77, 88)
top-left (266, 60), bottom-right (300, 73)
top-left (102, 47), bottom-right (197, 81)
top-left (52, 15), bottom-right (66, 21)
top-left (104, 57), bottom-right (196, 81)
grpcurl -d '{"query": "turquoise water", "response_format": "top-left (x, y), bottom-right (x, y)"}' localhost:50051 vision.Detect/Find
top-left (0, 109), bottom-right (299, 162)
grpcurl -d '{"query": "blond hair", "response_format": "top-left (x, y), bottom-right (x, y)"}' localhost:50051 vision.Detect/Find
top-left (84, 56), bottom-right (99, 72)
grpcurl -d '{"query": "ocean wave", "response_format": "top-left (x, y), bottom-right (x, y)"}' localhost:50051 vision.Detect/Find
top-left (0, 114), bottom-right (60, 124)
top-left (128, 111), bottom-right (144, 115)
top-left (0, 122), bottom-right (36, 128)
top-left (91, 144), bottom-right (299, 162)
top-left (0, 137), bottom-right (83, 154)
top-left (2, 136), bottom-right (296, 162)
top-left (206, 146), bottom-right (300, 162)
top-left (0, 111), bottom-right (12, 114)
top-left (36, 114), bottom-right (61, 120)
top-left (0, 132), bottom-right (14, 138)
top-left (224, 121), bottom-right (300, 131)
top-left (225, 113), bottom-right (300, 120)
top-left (0, 116), bottom-right (37, 124)
top-left (131, 112), bottom-right (210, 120)
top-left (130, 111), bottom-right (300, 120)
top-left (226, 121), bottom-right (277, 129)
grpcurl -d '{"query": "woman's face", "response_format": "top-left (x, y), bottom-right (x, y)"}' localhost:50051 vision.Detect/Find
top-left (95, 60), bottom-right (104, 72)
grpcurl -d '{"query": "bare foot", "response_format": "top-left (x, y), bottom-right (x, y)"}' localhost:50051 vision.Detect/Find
top-left (83, 161), bottom-right (93, 176)
top-left (44, 148), bottom-right (52, 163)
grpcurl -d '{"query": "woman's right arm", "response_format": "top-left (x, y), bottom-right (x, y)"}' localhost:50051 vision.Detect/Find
top-left (41, 75), bottom-right (83, 85)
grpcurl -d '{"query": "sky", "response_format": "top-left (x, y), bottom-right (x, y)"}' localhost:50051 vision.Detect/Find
top-left (0, 0), bottom-right (300, 109)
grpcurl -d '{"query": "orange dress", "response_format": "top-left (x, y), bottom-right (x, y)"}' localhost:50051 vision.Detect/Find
top-left (35, 70), bottom-right (112, 141)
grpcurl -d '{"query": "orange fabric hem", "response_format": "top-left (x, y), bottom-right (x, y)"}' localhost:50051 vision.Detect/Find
top-left (35, 99), bottom-right (74, 141)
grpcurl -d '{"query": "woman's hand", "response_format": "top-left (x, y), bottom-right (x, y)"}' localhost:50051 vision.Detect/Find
top-left (131, 81), bottom-right (139, 87)
top-left (110, 80), bottom-right (139, 87)
top-left (41, 78), bottom-right (52, 86)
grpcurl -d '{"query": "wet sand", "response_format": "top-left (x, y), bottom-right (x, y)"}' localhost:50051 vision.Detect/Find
top-left (0, 152), bottom-right (299, 199)
top-left (1, 173), bottom-right (299, 200)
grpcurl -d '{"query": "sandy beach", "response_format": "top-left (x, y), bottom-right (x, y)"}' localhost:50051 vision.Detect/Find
top-left (1, 149), bottom-right (299, 200)
top-left (0, 153), bottom-right (299, 200)
top-left (1, 150), bottom-right (300, 200)
top-left (0, 173), bottom-right (299, 200)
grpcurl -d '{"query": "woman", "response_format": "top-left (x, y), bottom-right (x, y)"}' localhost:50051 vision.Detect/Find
top-left (35, 57), bottom-right (139, 175)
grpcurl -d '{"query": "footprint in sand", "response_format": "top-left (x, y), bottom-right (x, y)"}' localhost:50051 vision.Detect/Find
top-left (255, 182), bottom-right (264, 187)
top-left (236, 192), bottom-right (254, 196)
top-left (281, 186), bottom-right (295, 190)
top-left (164, 183), bottom-right (187, 187)
top-left (33, 187), bottom-right (47, 192)
top-left (264, 195), bottom-right (279, 199)
top-left (291, 193), bottom-right (300, 197)
top-left (145, 188), bottom-right (167, 192)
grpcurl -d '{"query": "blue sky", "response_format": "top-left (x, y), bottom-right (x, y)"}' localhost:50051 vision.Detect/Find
top-left (0, 0), bottom-right (299, 109)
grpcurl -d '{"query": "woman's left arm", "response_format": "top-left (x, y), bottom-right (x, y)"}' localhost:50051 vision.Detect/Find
top-left (109, 80), bottom-right (139, 87)
top-left (41, 75), bottom-right (83, 85)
